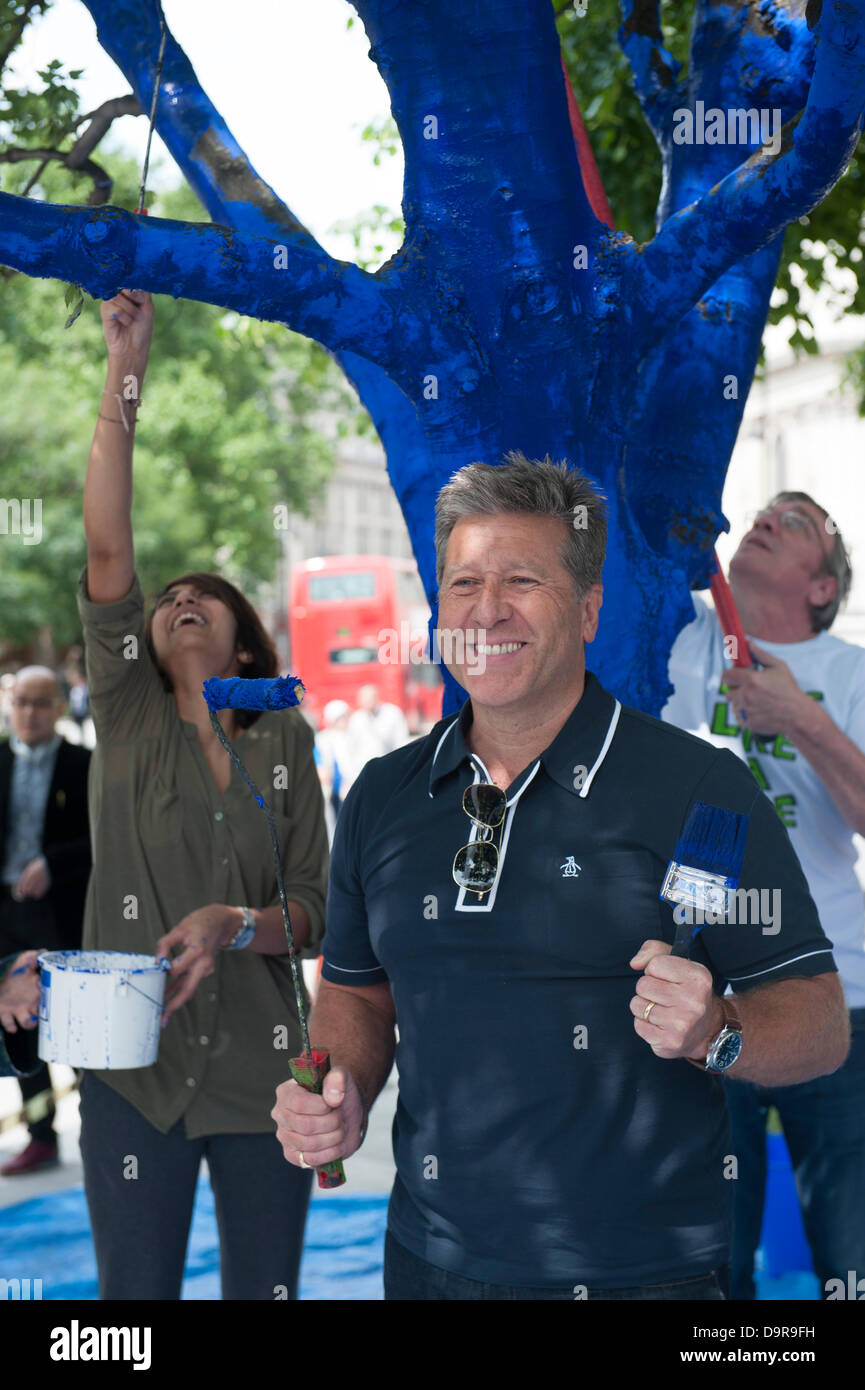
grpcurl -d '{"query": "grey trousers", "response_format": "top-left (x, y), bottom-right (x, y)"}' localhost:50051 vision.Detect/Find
top-left (79, 1071), bottom-right (313, 1300)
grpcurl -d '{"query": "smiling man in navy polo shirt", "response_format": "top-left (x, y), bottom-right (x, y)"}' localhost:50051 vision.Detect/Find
top-left (273, 453), bottom-right (848, 1300)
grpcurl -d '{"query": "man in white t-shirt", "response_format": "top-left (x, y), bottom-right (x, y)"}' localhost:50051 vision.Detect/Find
top-left (662, 490), bottom-right (865, 1300)
top-left (347, 684), bottom-right (410, 777)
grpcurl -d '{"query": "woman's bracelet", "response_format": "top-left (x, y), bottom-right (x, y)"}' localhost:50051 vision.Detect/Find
top-left (100, 389), bottom-right (142, 434)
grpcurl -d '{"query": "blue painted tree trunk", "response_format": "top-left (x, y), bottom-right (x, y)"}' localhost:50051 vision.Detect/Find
top-left (1, 0), bottom-right (863, 715)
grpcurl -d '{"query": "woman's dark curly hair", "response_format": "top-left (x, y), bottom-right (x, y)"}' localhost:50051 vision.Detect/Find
top-left (144, 572), bottom-right (279, 729)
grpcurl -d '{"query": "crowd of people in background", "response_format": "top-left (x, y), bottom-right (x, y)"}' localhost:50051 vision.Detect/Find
top-left (313, 684), bottom-right (411, 840)
top-left (0, 664), bottom-right (91, 1175)
top-left (2, 667), bottom-right (414, 865)
top-left (0, 647), bottom-right (94, 749)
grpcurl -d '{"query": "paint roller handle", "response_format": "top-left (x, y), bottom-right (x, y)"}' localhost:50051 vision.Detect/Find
top-left (709, 556), bottom-right (752, 669)
top-left (710, 555), bottom-right (778, 737)
top-left (288, 1048), bottom-right (346, 1189)
top-left (710, 557), bottom-right (772, 672)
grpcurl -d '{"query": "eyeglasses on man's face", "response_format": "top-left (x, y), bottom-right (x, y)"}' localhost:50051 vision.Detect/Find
top-left (452, 782), bottom-right (507, 896)
top-left (747, 506), bottom-right (824, 545)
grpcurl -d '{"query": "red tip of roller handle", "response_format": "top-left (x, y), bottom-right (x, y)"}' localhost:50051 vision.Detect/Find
top-left (288, 1048), bottom-right (346, 1189)
top-left (709, 552), bottom-right (752, 668)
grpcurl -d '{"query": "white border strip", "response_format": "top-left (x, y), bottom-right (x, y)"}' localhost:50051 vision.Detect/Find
top-left (455, 758), bottom-right (542, 913)
top-left (727, 948), bottom-right (835, 983)
top-left (579, 699), bottom-right (621, 798)
top-left (322, 958), bottom-right (384, 975)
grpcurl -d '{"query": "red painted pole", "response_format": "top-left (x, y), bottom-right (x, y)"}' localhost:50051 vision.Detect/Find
top-left (560, 53), bottom-right (615, 229)
top-left (709, 552), bottom-right (752, 668)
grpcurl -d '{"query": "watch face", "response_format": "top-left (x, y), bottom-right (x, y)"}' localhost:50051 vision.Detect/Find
top-left (709, 1029), bottom-right (743, 1072)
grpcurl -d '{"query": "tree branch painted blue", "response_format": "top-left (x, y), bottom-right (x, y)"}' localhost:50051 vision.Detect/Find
top-left (0, 0), bottom-right (862, 716)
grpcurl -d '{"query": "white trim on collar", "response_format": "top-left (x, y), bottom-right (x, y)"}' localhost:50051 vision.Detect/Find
top-left (578, 699), bottom-right (621, 799)
top-left (9, 732), bottom-right (62, 763)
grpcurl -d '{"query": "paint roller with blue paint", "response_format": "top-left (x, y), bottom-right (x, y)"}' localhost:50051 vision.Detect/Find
top-left (202, 673), bottom-right (346, 1189)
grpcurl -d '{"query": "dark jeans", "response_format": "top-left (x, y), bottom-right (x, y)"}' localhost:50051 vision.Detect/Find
top-left (384, 1231), bottom-right (726, 1300)
top-left (0, 893), bottom-right (63, 1143)
top-left (79, 1071), bottom-right (313, 1300)
top-left (724, 1007), bottom-right (865, 1300)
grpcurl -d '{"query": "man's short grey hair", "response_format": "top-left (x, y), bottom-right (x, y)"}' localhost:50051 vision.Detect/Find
top-left (435, 451), bottom-right (607, 598)
top-left (769, 491), bottom-right (852, 632)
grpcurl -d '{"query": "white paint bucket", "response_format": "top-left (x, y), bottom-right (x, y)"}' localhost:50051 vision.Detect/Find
top-left (37, 950), bottom-right (171, 1069)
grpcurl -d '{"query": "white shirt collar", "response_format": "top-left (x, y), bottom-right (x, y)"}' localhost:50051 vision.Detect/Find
top-left (9, 732), bottom-right (61, 764)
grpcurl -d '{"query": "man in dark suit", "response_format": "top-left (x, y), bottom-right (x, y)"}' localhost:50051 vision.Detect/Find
top-left (0, 666), bottom-right (91, 1175)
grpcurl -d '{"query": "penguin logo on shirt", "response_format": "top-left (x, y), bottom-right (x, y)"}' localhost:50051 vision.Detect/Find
top-left (560, 856), bottom-right (582, 878)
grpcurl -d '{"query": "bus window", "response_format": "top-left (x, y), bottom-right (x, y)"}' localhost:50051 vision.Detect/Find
top-left (329, 647), bottom-right (379, 665)
top-left (308, 572), bottom-right (377, 602)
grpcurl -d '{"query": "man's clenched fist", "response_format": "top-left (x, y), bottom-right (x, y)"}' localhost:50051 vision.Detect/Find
top-left (629, 940), bottom-right (723, 1061)
top-left (272, 1065), bottom-right (366, 1169)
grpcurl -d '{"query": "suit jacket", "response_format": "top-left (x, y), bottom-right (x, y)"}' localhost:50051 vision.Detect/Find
top-left (0, 737), bottom-right (92, 951)
top-left (0, 953), bottom-right (40, 1077)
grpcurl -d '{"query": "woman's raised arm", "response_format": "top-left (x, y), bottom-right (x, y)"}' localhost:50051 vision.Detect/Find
top-left (84, 289), bottom-right (154, 604)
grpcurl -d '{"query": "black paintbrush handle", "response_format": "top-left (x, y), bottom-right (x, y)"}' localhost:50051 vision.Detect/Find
top-left (671, 921), bottom-right (695, 958)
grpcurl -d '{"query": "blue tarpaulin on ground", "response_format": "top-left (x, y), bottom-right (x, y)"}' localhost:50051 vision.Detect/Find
top-left (0, 1178), bottom-right (387, 1299)
top-left (0, 1176), bottom-right (819, 1299)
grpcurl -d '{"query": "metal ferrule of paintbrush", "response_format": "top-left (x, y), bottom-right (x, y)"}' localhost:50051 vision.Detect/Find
top-left (660, 861), bottom-right (736, 918)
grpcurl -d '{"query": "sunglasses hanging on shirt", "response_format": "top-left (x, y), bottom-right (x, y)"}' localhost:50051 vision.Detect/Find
top-left (452, 782), bottom-right (508, 897)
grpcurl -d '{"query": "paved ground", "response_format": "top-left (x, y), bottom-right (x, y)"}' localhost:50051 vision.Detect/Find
top-left (0, 1064), bottom-right (82, 1210)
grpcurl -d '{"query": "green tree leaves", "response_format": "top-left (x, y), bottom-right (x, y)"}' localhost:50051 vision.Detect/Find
top-left (556, 0), bottom-right (865, 346)
top-left (0, 158), bottom-right (359, 650)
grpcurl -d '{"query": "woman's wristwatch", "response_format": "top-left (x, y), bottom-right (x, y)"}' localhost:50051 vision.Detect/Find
top-left (225, 906), bottom-right (256, 950)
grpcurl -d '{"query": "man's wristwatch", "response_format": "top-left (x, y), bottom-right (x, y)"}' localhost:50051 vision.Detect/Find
top-left (225, 906), bottom-right (256, 950)
top-left (687, 997), bottom-right (743, 1073)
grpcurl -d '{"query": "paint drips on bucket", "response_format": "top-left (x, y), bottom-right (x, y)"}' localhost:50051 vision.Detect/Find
top-left (37, 950), bottom-right (171, 1070)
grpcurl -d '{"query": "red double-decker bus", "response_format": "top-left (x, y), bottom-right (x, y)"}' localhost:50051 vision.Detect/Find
top-left (288, 555), bottom-right (443, 731)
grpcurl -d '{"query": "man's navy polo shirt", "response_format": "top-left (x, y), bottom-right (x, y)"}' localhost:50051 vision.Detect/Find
top-left (322, 671), bottom-right (836, 1288)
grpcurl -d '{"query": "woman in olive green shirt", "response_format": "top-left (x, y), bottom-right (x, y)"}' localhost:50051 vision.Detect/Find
top-left (78, 289), bottom-right (329, 1300)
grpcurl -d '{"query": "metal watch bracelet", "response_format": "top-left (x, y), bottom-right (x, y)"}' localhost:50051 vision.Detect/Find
top-left (225, 906), bottom-right (256, 950)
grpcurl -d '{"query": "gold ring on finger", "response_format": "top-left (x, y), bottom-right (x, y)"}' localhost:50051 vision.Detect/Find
top-left (643, 1001), bottom-right (657, 1022)
top-left (297, 1150), bottom-right (313, 1170)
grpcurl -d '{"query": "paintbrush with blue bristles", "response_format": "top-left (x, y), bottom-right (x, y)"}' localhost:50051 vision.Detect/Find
top-left (660, 801), bottom-right (750, 958)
